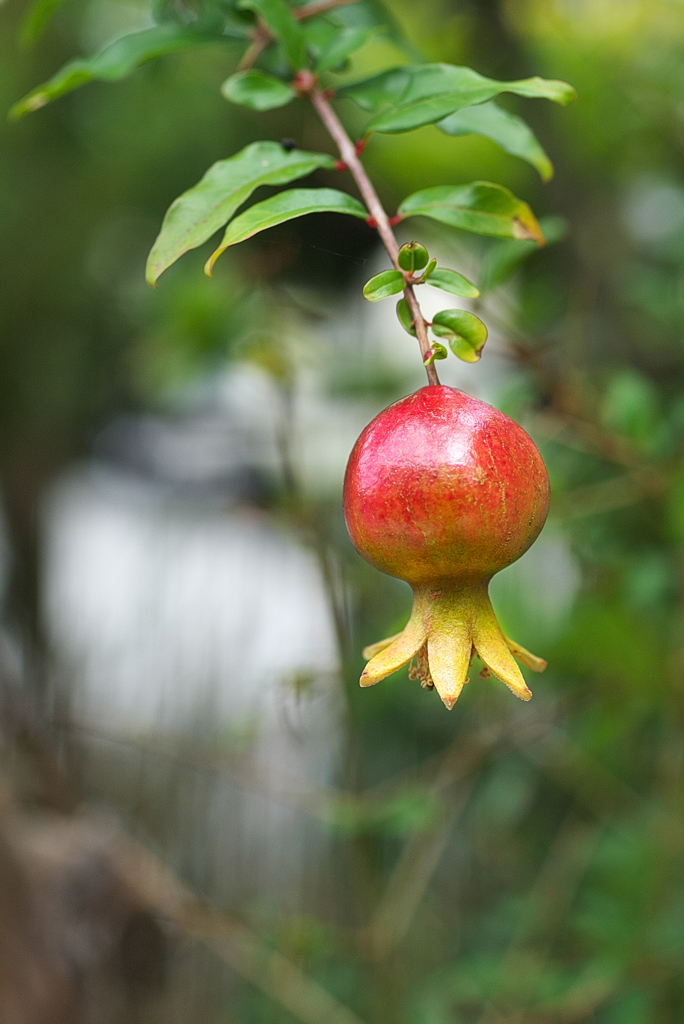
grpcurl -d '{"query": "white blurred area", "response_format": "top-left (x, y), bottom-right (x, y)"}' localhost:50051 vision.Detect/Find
top-left (42, 363), bottom-right (353, 789)
top-left (45, 467), bottom-right (338, 737)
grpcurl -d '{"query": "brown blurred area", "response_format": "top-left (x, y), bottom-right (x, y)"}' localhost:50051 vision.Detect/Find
top-left (0, 812), bottom-right (166, 1024)
top-left (0, 666), bottom-right (167, 1024)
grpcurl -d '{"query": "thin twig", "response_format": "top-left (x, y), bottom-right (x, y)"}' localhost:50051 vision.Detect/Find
top-left (294, 0), bottom-right (361, 17)
top-left (479, 299), bottom-right (669, 482)
top-left (559, 473), bottom-right (665, 519)
top-left (359, 711), bottom-right (554, 960)
top-left (361, 782), bottom-right (474, 959)
top-left (475, 813), bottom-right (599, 1024)
top-left (524, 726), bottom-right (684, 856)
top-left (310, 89), bottom-right (440, 385)
top-left (237, 19), bottom-right (272, 71)
top-left (113, 835), bottom-right (369, 1024)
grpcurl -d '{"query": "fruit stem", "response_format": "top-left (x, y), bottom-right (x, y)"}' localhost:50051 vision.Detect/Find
top-left (310, 89), bottom-right (440, 386)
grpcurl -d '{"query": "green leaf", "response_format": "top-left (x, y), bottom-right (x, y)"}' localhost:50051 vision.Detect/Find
top-left (419, 257), bottom-right (437, 281)
top-left (312, 25), bottom-right (381, 73)
top-left (432, 309), bottom-right (488, 362)
top-left (427, 267), bottom-right (480, 298)
top-left (340, 63), bottom-right (576, 134)
top-left (237, 0), bottom-right (305, 69)
top-left (396, 298), bottom-right (416, 335)
top-left (333, 0), bottom-right (418, 59)
top-left (206, 187), bottom-right (367, 273)
top-left (363, 269), bottom-right (405, 301)
top-left (10, 24), bottom-right (220, 120)
top-left (147, 142), bottom-right (335, 285)
top-left (302, 17), bottom-right (340, 61)
top-left (438, 100), bottom-right (554, 182)
top-left (221, 69), bottom-right (295, 110)
top-left (398, 182), bottom-right (544, 244)
top-left (479, 215), bottom-right (567, 291)
top-left (338, 65), bottom-right (412, 112)
top-left (21, 0), bottom-right (74, 43)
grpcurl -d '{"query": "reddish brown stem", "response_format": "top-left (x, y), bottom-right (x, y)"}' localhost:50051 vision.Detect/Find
top-left (294, 0), bottom-right (360, 17)
top-left (237, 21), bottom-right (272, 71)
top-left (310, 89), bottom-right (439, 386)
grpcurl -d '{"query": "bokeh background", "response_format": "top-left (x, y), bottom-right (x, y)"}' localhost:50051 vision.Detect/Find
top-left (2, 0), bottom-right (684, 1021)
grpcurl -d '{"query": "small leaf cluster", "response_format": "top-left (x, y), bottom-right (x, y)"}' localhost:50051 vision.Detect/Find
top-left (11, 0), bottom-right (574, 372)
top-left (364, 242), bottom-right (487, 364)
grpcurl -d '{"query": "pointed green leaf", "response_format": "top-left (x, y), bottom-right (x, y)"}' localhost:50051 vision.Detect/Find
top-left (10, 25), bottom-right (221, 120)
top-left (340, 63), bottom-right (575, 134)
top-left (479, 215), bottom-right (568, 291)
top-left (398, 182), bottom-right (544, 244)
top-left (206, 188), bottom-right (367, 273)
top-left (427, 267), bottom-right (480, 298)
top-left (237, 0), bottom-right (305, 69)
top-left (438, 100), bottom-right (553, 182)
top-left (396, 298), bottom-right (417, 335)
top-left (312, 25), bottom-right (382, 73)
top-left (221, 69), bottom-right (295, 110)
top-left (363, 270), bottom-right (405, 301)
top-left (432, 309), bottom-right (488, 362)
top-left (147, 142), bottom-right (336, 285)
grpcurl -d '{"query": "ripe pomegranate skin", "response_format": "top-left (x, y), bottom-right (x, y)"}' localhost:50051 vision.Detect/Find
top-left (343, 385), bottom-right (550, 709)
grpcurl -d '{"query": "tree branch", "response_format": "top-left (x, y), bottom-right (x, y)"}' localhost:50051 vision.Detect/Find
top-left (310, 89), bottom-right (440, 385)
top-left (113, 835), bottom-right (369, 1024)
top-left (237, 20), bottom-right (273, 71)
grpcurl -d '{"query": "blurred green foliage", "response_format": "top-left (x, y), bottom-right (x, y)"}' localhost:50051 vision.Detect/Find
top-left (5, 1), bottom-right (684, 1022)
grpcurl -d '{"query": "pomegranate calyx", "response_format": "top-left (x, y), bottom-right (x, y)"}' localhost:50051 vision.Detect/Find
top-left (360, 583), bottom-right (544, 710)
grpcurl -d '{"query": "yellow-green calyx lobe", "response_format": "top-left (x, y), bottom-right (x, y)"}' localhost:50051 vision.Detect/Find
top-left (361, 583), bottom-right (546, 710)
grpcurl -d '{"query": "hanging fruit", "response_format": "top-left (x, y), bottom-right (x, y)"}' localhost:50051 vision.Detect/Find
top-left (344, 385), bottom-right (549, 710)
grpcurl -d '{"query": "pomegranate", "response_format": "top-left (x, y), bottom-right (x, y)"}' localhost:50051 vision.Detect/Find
top-left (343, 385), bottom-right (550, 709)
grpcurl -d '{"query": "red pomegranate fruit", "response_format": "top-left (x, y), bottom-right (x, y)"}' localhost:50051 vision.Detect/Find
top-left (343, 385), bottom-right (550, 710)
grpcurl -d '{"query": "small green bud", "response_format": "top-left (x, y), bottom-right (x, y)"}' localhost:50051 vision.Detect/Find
top-left (398, 241), bottom-right (429, 273)
top-left (423, 342), bottom-right (448, 366)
